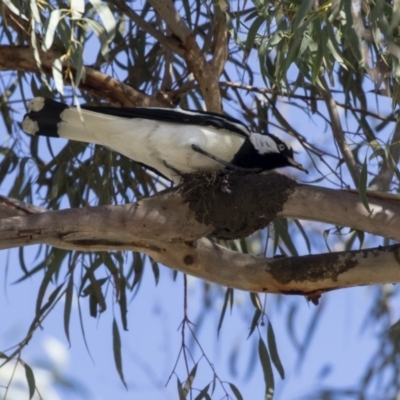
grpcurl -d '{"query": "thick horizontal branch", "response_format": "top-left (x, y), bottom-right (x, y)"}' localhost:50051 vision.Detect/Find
top-left (281, 185), bottom-right (400, 241)
top-left (0, 45), bottom-right (166, 107)
top-left (0, 191), bottom-right (212, 248)
top-left (150, 239), bottom-right (400, 295)
top-left (0, 175), bottom-right (400, 295)
top-left (0, 197), bottom-right (399, 295)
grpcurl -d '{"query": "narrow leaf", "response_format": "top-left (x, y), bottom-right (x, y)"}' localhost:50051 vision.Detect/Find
top-left (3, 0), bottom-right (28, 20)
top-left (217, 288), bottom-right (233, 335)
top-left (177, 376), bottom-right (185, 400)
top-left (229, 383), bottom-right (244, 400)
top-left (245, 15), bottom-right (265, 53)
top-left (64, 273), bottom-right (74, 346)
top-left (183, 363), bottom-right (198, 395)
top-left (89, 0), bottom-right (116, 37)
top-left (35, 266), bottom-right (55, 316)
top-left (194, 384), bottom-right (211, 400)
top-left (248, 308), bottom-right (262, 339)
top-left (293, 0), bottom-right (313, 31)
top-left (44, 10), bottom-right (62, 51)
top-left (119, 276), bottom-right (128, 331)
top-left (29, 0), bottom-right (41, 23)
top-left (250, 292), bottom-right (262, 311)
top-left (258, 338), bottom-right (275, 399)
top-left (24, 362), bottom-right (36, 399)
top-left (150, 258), bottom-right (160, 285)
top-left (52, 57), bottom-right (64, 95)
top-left (267, 321), bottom-right (285, 379)
top-left (112, 318), bottom-right (127, 388)
top-left (71, 0), bottom-right (85, 18)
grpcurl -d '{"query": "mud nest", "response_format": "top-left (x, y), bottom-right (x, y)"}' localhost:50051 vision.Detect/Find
top-left (180, 171), bottom-right (296, 239)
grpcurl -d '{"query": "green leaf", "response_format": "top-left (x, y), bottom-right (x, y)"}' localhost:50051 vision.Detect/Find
top-left (229, 382), bottom-right (244, 400)
top-left (52, 57), bottom-right (64, 95)
top-left (194, 384), bottom-right (211, 400)
top-left (112, 318), bottom-right (127, 388)
top-left (70, 44), bottom-right (86, 87)
top-left (293, 220), bottom-right (311, 254)
top-left (258, 338), bottom-right (275, 400)
top-left (293, 0), bottom-right (313, 31)
top-left (217, 288), bottom-right (234, 335)
top-left (89, 0), bottom-right (116, 39)
top-left (44, 9), bottom-right (62, 51)
top-left (325, 24), bottom-right (346, 67)
top-left (274, 218), bottom-right (299, 257)
top-left (250, 292), bottom-right (262, 311)
top-left (35, 266), bottom-right (56, 317)
top-left (342, 0), bottom-right (363, 66)
top-left (71, 0), bottom-right (85, 18)
top-left (312, 33), bottom-right (324, 83)
top-left (119, 276), bottom-right (128, 331)
top-left (248, 308), bottom-right (262, 339)
top-left (77, 294), bottom-right (94, 362)
top-left (29, 0), bottom-right (41, 23)
top-left (245, 15), bottom-right (265, 53)
top-left (177, 376), bottom-right (186, 400)
top-left (267, 321), bottom-right (285, 379)
top-left (64, 273), bottom-right (74, 346)
top-left (150, 258), bottom-right (160, 285)
top-left (183, 363), bottom-right (198, 395)
top-left (85, 19), bottom-right (109, 58)
top-left (24, 362), bottom-right (36, 399)
top-left (3, 0), bottom-right (28, 20)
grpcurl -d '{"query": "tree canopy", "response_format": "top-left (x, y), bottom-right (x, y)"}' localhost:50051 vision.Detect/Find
top-left (1, 0), bottom-right (400, 399)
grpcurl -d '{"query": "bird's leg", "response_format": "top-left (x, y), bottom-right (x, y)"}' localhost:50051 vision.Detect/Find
top-left (191, 144), bottom-right (239, 170)
top-left (191, 144), bottom-right (263, 173)
top-left (162, 160), bottom-right (183, 177)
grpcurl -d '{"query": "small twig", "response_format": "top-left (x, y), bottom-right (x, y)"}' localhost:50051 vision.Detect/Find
top-left (110, 0), bottom-right (184, 56)
top-left (319, 76), bottom-right (360, 187)
top-left (370, 119), bottom-right (400, 191)
top-left (220, 81), bottom-right (395, 122)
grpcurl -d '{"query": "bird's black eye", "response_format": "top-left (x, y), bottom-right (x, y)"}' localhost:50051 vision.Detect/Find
top-left (278, 144), bottom-right (285, 151)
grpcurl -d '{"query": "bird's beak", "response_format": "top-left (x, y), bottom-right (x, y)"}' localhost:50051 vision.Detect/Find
top-left (287, 157), bottom-right (308, 174)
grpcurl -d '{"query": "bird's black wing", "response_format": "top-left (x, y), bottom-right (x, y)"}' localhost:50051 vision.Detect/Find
top-left (81, 105), bottom-right (251, 138)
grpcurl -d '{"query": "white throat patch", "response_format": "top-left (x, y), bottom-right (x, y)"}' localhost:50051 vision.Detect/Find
top-left (249, 133), bottom-right (280, 154)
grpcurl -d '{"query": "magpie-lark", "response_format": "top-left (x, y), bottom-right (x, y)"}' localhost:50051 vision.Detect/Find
top-left (22, 97), bottom-right (308, 182)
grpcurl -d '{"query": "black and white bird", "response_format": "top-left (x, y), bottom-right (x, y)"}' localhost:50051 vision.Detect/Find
top-left (22, 97), bottom-right (307, 182)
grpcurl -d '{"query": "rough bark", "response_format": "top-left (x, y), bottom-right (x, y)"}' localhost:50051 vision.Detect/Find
top-left (1, 174), bottom-right (400, 296)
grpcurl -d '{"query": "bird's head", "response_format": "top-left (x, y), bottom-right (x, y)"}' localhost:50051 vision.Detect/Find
top-left (249, 132), bottom-right (308, 173)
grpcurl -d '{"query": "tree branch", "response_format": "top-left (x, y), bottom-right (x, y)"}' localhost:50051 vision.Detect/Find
top-left (0, 45), bottom-right (166, 107)
top-left (110, 0), bottom-right (184, 57)
top-left (320, 76), bottom-right (361, 187)
top-left (145, 0), bottom-right (224, 112)
top-left (1, 175), bottom-right (400, 295)
top-left (209, 8), bottom-right (229, 79)
top-left (147, 0), bottom-right (192, 41)
top-left (0, 198), bottom-right (399, 296)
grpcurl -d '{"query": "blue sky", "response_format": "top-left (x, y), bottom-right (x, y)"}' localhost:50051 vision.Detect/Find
top-left (1, 4), bottom-right (399, 398)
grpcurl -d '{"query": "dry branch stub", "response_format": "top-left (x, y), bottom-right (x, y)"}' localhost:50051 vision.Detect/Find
top-left (180, 172), bottom-right (296, 239)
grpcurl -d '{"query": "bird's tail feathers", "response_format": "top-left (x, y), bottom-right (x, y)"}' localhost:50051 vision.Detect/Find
top-left (22, 97), bottom-right (119, 142)
top-left (22, 97), bottom-right (70, 138)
